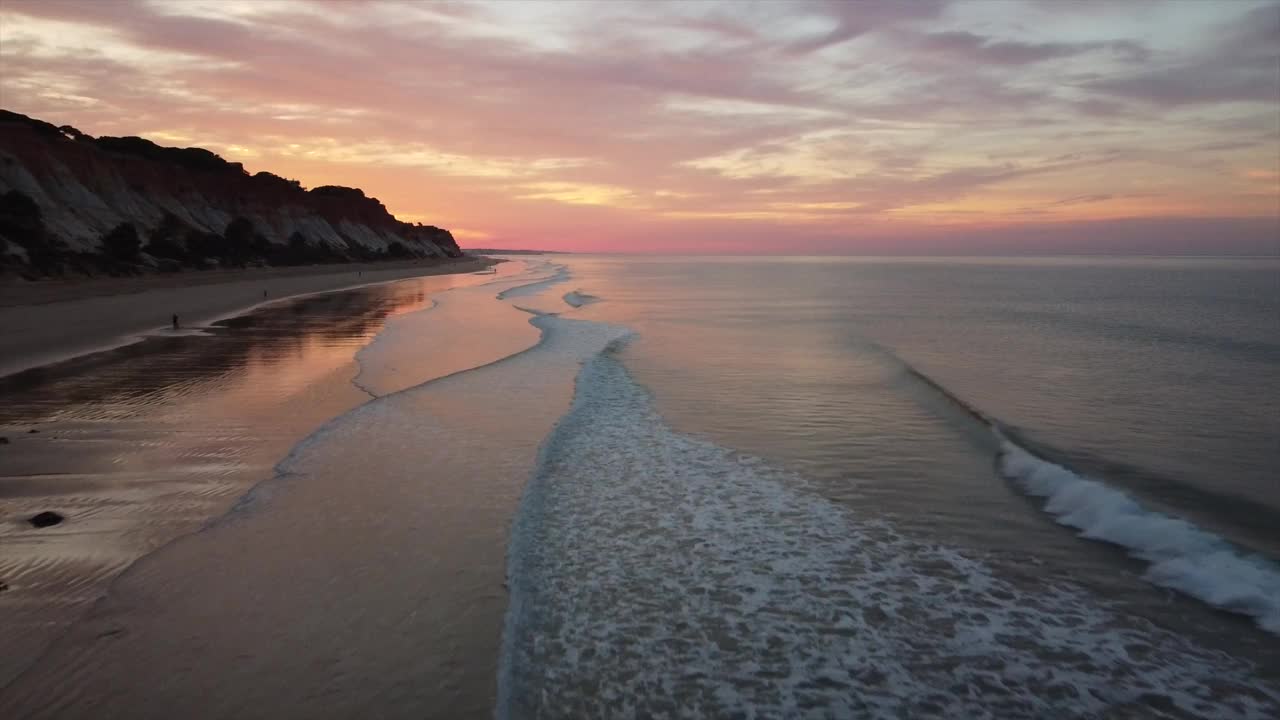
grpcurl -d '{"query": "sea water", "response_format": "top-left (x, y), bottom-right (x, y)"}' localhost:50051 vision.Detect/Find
top-left (4, 256), bottom-right (1278, 719)
top-left (496, 255), bottom-right (1280, 717)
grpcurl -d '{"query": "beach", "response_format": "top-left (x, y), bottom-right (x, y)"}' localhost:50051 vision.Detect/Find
top-left (0, 256), bottom-right (529, 703)
top-left (0, 257), bottom-right (497, 379)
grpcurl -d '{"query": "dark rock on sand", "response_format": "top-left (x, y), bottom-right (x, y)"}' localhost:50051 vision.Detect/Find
top-left (0, 436), bottom-right (9, 444)
top-left (28, 428), bottom-right (39, 434)
top-left (29, 511), bottom-right (63, 528)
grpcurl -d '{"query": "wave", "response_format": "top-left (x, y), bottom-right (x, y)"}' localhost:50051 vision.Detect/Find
top-left (897, 362), bottom-right (1280, 635)
top-left (498, 332), bottom-right (1280, 719)
top-left (994, 308), bottom-right (1280, 366)
top-left (998, 439), bottom-right (1280, 634)
top-left (495, 264), bottom-right (571, 300)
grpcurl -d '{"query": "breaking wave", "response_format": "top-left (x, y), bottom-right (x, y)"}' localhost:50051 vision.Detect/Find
top-left (998, 440), bottom-right (1280, 634)
top-left (899, 363), bottom-right (1280, 636)
top-left (498, 335), bottom-right (1280, 719)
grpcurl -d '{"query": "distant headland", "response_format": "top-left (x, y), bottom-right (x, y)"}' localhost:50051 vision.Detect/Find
top-left (466, 248), bottom-right (569, 255)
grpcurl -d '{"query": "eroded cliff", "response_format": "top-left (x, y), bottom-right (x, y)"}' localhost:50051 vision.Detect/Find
top-left (0, 110), bottom-right (461, 276)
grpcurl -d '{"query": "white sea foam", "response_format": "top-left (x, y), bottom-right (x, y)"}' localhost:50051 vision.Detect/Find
top-left (998, 440), bottom-right (1280, 635)
top-left (499, 337), bottom-right (1280, 719)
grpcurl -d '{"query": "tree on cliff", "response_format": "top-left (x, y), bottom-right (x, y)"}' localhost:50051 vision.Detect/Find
top-left (58, 125), bottom-right (92, 142)
top-left (225, 217), bottom-right (252, 241)
top-left (101, 222), bottom-right (141, 260)
top-left (0, 190), bottom-right (65, 274)
top-left (144, 211), bottom-right (190, 262)
top-left (185, 230), bottom-right (223, 266)
top-left (223, 217), bottom-right (258, 266)
top-left (254, 171), bottom-right (304, 192)
top-left (0, 190), bottom-right (44, 245)
top-left (94, 136), bottom-right (244, 175)
top-left (285, 231), bottom-right (310, 264)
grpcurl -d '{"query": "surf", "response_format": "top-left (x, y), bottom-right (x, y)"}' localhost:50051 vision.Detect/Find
top-left (498, 331), bottom-right (1280, 718)
top-left (892, 356), bottom-right (1280, 635)
top-left (998, 439), bottom-right (1280, 634)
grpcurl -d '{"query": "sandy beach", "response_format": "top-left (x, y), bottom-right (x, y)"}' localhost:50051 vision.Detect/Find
top-left (0, 257), bottom-right (530, 701)
top-left (0, 256), bottom-right (496, 378)
top-left (0, 264), bottom-right (574, 718)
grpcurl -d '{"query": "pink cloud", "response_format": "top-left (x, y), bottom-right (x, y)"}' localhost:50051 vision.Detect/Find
top-left (0, 0), bottom-right (1276, 254)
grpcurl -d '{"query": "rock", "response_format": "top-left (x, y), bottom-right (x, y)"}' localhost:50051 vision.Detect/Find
top-left (29, 511), bottom-right (63, 528)
top-left (0, 580), bottom-right (8, 592)
top-left (0, 436), bottom-right (8, 444)
top-left (28, 428), bottom-right (39, 433)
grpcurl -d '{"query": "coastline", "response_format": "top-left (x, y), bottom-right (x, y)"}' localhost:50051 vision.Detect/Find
top-left (0, 268), bottom-right (579, 718)
top-left (0, 256), bottom-right (497, 379)
top-left (0, 258), bottom-right (535, 696)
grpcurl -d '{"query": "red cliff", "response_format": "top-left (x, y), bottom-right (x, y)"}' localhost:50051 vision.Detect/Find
top-left (0, 110), bottom-right (461, 274)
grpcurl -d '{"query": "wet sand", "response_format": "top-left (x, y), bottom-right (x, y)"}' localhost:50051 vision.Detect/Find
top-left (0, 261), bottom-right (530, 694)
top-left (1, 287), bottom-right (579, 719)
top-left (0, 257), bottom-right (494, 378)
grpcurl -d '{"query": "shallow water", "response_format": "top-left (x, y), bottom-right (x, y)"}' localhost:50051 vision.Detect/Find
top-left (563, 257), bottom-right (1280, 640)
top-left (500, 256), bottom-right (1280, 715)
top-left (502, 343), bottom-right (1278, 719)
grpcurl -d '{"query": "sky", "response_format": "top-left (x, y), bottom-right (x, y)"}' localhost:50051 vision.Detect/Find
top-left (0, 0), bottom-right (1277, 254)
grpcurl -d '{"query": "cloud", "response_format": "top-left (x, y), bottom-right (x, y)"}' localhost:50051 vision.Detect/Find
top-left (0, 0), bottom-right (1275, 253)
top-left (1048, 194), bottom-right (1114, 207)
top-left (785, 0), bottom-right (947, 54)
top-left (907, 31), bottom-right (1149, 66)
top-left (1082, 3), bottom-right (1279, 106)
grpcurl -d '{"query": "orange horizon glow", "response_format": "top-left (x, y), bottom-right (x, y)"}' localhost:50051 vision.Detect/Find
top-left (1, 0), bottom-right (1277, 254)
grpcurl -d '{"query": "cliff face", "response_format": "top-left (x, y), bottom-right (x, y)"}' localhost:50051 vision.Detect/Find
top-left (0, 110), bottom-right (461, 273)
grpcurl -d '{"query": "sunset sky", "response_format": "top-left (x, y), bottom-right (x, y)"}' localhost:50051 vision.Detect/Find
top-left (1, 0), bottom-right (1276, 254)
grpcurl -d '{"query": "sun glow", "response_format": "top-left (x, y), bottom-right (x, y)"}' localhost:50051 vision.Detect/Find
top-left (1, 0), bottom-right (1275, 253)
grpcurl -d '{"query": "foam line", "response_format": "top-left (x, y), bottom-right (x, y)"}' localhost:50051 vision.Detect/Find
top-left (496, 264), bottom-right (571, 300)
top-left (498, 327), bottom-right (1280, 718)
top-left (892, 354), bottom-right (1280, 635)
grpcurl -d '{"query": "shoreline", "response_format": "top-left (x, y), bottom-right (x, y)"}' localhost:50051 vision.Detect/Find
top-left (0, 259), bottom-right (535, 695)
top-left (0, 256), bottom-right (498, 379)
top-left (0, 261), bottom-right (567, 716)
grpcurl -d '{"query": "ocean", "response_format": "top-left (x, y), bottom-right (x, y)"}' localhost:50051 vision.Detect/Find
top-left (2, 256), bottom-right (1277, 718)
top-left (500, 255), bottom-right (1280, 718)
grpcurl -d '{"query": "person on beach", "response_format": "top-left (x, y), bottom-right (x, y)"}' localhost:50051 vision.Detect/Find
top-left (172, 313), bottom-right (179, 330)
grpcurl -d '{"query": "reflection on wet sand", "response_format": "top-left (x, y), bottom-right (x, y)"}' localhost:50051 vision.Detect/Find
top-left (0, 264), bottom-right (588, 720)
top-left (0, 270), bottom-right (483, 688)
